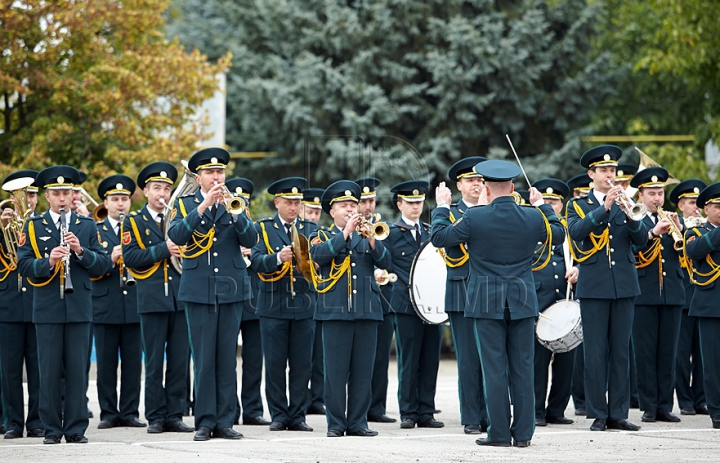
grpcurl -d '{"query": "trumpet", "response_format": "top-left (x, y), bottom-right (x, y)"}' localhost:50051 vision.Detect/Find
top-left (215, 182), bottom-right (246, 215)
top-left (117, 212), bottom-right (136, 287)
top-left (59, 206), bottom-right (74, 299)
top-left (376, 269), bottom-right (398, 286)
top-left (656, 207), bottom-right (684, 251)
top-left (357, 216), bottom-right (390, 241)
top-left (606, 179), bottom-right (646, 221)
top-left (684, 214), bottom-right (707, 229)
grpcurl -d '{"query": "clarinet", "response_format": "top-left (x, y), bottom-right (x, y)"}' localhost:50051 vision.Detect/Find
top-left (59, 206), bottom-right (75, 299)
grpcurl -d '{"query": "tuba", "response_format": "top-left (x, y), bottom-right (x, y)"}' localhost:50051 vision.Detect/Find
top-left (162, 160), bottom-right (200, 274)
top-left (1, 177), bottom-right (34, 291)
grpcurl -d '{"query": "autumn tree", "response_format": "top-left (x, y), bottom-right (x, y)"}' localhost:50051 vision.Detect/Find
top-left (0, 0), bottom-right (231, 198)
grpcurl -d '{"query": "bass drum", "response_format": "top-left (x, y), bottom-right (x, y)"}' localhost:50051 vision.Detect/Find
top-left (535, 299), bottom-right (583, 353)
top-left (408, 241), bottom-right (448, 325)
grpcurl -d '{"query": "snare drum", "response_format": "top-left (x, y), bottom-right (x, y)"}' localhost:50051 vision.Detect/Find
top-left (408, 241), bottom-right (449, 325)
top-left (535, 299), bottom-right (583, 353)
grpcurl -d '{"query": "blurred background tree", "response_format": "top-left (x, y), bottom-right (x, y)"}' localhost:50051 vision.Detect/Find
top-left (0, 0), bottom-right (230, 208)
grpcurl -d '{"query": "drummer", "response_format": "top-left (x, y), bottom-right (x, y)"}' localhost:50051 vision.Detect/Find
top-left (383, 180), bottom-right (444, 430)
top-left (530, 179), bottom-right (578, 427)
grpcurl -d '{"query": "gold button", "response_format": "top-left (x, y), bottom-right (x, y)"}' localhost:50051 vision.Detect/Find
top-left (214, 268), bottom-right (219, 272)
top-left (168, 276), bottom-right (173, 281)
top-left (556, 289), bottom-right (560, 293)
top-left (123, 290), bottom-right (128, 295)
top-left (201, 221), bottom-right (205, 225)
top-left (293, 278), bottom-right (297, 282)
top-left (663, 272), bottom-right (667, 276)
top-left (661, 259), bottom-right (665, 263)
top-left (552, 262), bottom-right (557, 266)
top-left (213, 252), bottom-right (218, 256)
top-left (21, 287), bottom-right (26, 292)
top-left (401, 252), bottom-right (405, 256)
top-left (554, 275), bottom-right (559, 279)
top-left (611, 248), bottom-right (614, 253)
top-left (351, 263), bottom-right (356, 267)
top-left (611, 261), bottom-right (616, 265)
top-left (213, 237), bottom-right (217, 242)
top-left (352, 290), bottom-right (357, 294)
top-left (609, 235), bottom-right (613, 239)
top-left (352, 275), bottom-right (357, 280)
top-left (349, 251), bottom-right (353, 255)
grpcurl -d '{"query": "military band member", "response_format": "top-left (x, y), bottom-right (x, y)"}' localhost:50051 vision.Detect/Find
top-left (384, 180), bottom-right (443, 430)
top-left (433, 160), bottom-right (565, 447)
top-left (227, 178), bottom-right (271, 427)
top-left (566, 172), bottom-right (592, 416)
top-left (122, 162), bottom-right (193, 435)
top-left (630, 167), bottom-right (684, 423)
top-left (531, 178), bottom-right (578, 427)
top-left (670, 179), bottom-right (709, 416)
top-left (310, 180), bottom-right (391, 437)
top-left (168, 148), bottom-right (258, 441)
top-left (566, 145), bottom-right (648, 432)
top-left (250, 177), bottom-right (317, 432)
top-left (683, 182), bottom-right (720, 429)
top-left (71, 171), bottom-right (91, 217)
top-left (92, 174), bottom-right (145, 429)
top-left (300, 187), bottom-right (327, 417)
top-left (17, 166), bottom-right (110, 444)
top-left (615, 163), bottom-right (638, 190)
top-left (0, 170), bottom-right (43, 438)
top-left (353, 177), bottom-right (396, 424)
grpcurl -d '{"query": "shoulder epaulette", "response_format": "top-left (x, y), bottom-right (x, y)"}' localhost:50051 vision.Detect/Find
top-left (130, 210), bottom-right (139, 217)
top-left (258, 216), bottom-right (274, 222)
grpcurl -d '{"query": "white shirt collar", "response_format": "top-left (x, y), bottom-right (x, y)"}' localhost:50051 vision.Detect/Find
top-left (402, 216), bottom-right (418, 228)
top-left (107, 216), bottom-right (120, 231)
top-left (592, 189), bottom-right (606, 205)
top-left (48, 209), bottom-right (70, 229)
top-left (146, 205), bottom-right (163, 222)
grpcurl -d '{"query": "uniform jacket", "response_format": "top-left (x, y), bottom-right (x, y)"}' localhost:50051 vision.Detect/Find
top-left (17, 210), bottom-right (109, 323)
top-left (0, 234), bottom-right (27, 322)
top-left (435, 199), bottom-right (472, 312)
top-left (566, 190), bottom-right (649, 299)
top-left (167, 190), bottom-right (258, 305)
top-left (383, 219), bottom-right (430, 315)
top-left (431, 197), bottom-right (564, 320)
top-left (633, 214), bottom-right (685, 306)
top-left (92, 218), bottom-right (139, 324)
top-left (534, 243), bottom-right (571, 311)
top-left (250, 215), bottom-right (318, 319)
top-left (309, 225), bottom-right (390, 321)
top-left (122, 204), bottom-right (182, 313)
top-left (685, 223), bottom-right (720, 318)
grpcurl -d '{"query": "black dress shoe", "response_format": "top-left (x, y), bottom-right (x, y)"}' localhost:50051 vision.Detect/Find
top-left (681, 407), bottom-right (696, 416)
top-left (269, 421), bottom-right (287, 431)
top-left (193, 426), bottom-right (212, 441)
top-left (641, 411), bottom-right (657, 422)
top-left (147, 422), bottom-right (164, 433)
top-left (574, 408), bottom-right (586, 416)
top-left (119, 417), bottom-right (147, 428)
top-left (165, 420), bottom-right (194, 432)
top-left (43, 435), bottom-right (61, 444)
top-left (629, 401), bottom-right (639, 409)
top-left (87, 410), bottom-right (94, 419)
top-left (696, 406), bottom-right (710, 415)
top-left (243, 416), bottom-right (271, 426)
top-left (368, 414), bottom-right (397, 423)
top-left (656, 411), bottom-right (681, 422)
top-left (98, 418), bottom-right (118, 429)
top-left (0, 424), bottom-right (5, 434)
top-left (712, 416), bottom-right (720, 429)
top-left (306, 405), bottom-right (326, 415)
top-left (513, 439), bottom-right (531, 447)
top-left (464, 425), bottom-right (482, 434)
top-left (418, 418), bottom-right (444, 428)
top-left (607, 419), bottom-right (641, 431)
top-left (400, 418), bottom-right (415, 429)
top-left (326, 430), bottom-right (343, 437)
top-left (535, 417), bottom-right (547, 427)
top-left (27, 428), bottom-right (45, 438)
top-left (590, 418), bottom-right (606, 431)
top-left (289, 422), bottom-right (313, 432)
top-left (213, 427), bottom-right (243, 439)
top-left (475, 437), bottom-right (511, 447)
top-left (4, 429), bottom-right (23, 439)
top-left (546, 415), bottom-right (573, 425)
top-left (347, 428), bottom-right (378, 436)
top-left (66, 433), bottom-right (88, 443)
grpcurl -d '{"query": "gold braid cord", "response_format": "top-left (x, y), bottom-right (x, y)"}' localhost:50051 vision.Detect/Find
top-left (438, 211), bottom-right (469, 268)
top-left (256, 221), bottom-right (293, 283)
top-left (566, 201), bottom-right (609, 263)
top-left (0, 245), bottom-right (15, 281)
top-left (25, 220), bottom-right (64, 288)
top-left (635, 237), bottom-right (663, 293)
top-left (531, 213), bottom-right (553, 272)
top-left (308, 229), bottom-right (351, 295)
top-left (177, 199), bottom-right (214, 259)
top-left (126, 217), bottom-right (162, 279)
top-left (683, 228), bottom-right (720, 287)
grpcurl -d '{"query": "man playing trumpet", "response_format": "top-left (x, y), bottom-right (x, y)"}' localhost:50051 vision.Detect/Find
top-left (92, 174), bottom-right (145, 429)
top-left (630, 167), bottom-right (685, 424)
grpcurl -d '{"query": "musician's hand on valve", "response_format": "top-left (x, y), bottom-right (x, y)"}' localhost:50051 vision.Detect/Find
top-left (670, 212), bottom-right (682, 229)
top-left (166, 239), bottom-right (181, 258)
top-left (111, 245), bottom-right (122, 264)
top-left (565, 266), bottom-right (579, 284)
top-left (278, 245), bottom-right (293, 263)
top-left (1, 207), bottom-right (14, 222)
top-left (49, 245), bottom-right (69, 267)
top-left (654, 218), bottom-right (672, 236)
top-left (435, 182), bottom-right (452, 205)
top-left (198, 182), bottom-right (225, 214)
top-left (344, 213), bottom-right (360, 237)
top-left (63, 232), bottom-right (82, 255)
top-left (604, 187), bottom-right (620, 212)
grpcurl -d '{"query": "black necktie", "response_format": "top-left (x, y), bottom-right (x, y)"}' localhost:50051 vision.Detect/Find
top-left (157, 213), bottom-right (165, 232)
top-left (652, 212), bottom-right (659, 224)
top-left (415, 223), bottom-right (422, 247)
top-left (115, 222), bottom-right (120, 236)
top-left (284, 222), bottom-right (293, 241)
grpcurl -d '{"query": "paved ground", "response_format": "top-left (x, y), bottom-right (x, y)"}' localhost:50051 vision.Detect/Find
top-left (1, 358), bottom-right (718, 462)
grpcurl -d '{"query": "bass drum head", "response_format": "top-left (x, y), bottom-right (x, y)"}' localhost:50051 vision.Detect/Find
top-left (409, 241), bottom-right (448, 325)
top-left (536, 299), bottom-right (583, 353)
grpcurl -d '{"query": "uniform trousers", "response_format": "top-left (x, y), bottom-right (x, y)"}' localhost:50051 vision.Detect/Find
top-left (698, 317), bottom-right (720, 418)
top-left (675, 310), bottom-right (705, 409)
top-left (307, 320), bottom-right (325, 411)
top-left (0, 322), bottom-right (41, 432)
top-left (448, 312), bottom-right (487, 426)
top-left (239, 318), bottom-right (264, 420)
top-left (534, 341), bottom-right (574, 419)
top-left (368, 314), bottom-right (395, 417)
